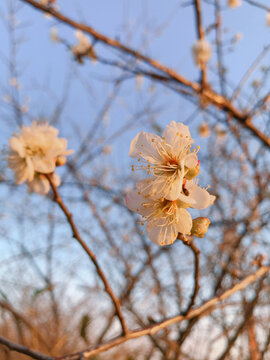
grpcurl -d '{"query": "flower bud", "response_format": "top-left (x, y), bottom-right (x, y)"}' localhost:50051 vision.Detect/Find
top-left (191, 217), bottom-right (210, 238)
top-left (56, 155), bottom-right (66, 167)
top-left (184, 165), bottom-right (200, 180)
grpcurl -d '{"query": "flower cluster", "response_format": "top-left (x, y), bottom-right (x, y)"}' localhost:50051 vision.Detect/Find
top-left (7, 122), bottom-right (73, 194)
top-left (125, 122), bottom-right (215, 246)
top-left (192, 38), bottom-right (212, 69)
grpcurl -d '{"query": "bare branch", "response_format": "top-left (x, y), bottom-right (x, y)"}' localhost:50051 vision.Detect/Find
top-left (46, 174), bottom-right (128, 336)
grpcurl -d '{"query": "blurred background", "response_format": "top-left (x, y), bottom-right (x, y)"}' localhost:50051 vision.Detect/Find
top-left (0, 0), bottom-right (269, 359)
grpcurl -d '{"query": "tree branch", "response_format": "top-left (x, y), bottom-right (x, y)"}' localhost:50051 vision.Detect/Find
top-left (19, 0), bottom-right (270, 148)
top-left (46, 174), bottom-right (128, 336)
top-left (54, 266), bottom-right (270, 360)
top-left (0, 335), bottom-right (53, 360)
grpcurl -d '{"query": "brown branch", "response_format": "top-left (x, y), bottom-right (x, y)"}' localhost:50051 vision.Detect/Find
top-left (54, 266), bottom-right (270, 360)
top-left (19, 0), bottom-right (270, 148)
top-left (216, 274), bottom-right (265, 360)
top-left (215, 0), bottom-right (226, 96)
top-left (247, 316), bottom-right (260, 360)
top-left (46, 174), bottom-right (128, 336)
top-left (178, 235), bottom-right (200, 314)
top-left (0, 335), bottom-right (53, 360)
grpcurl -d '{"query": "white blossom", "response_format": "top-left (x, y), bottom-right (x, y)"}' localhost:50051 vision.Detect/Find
top-left (72, 30), bottom-right (91, 56)
top-left (228, 0), bottom-right (241, 9)
top-left (7, 122), bottom-right (73, 187)
top-left (129, 121), bottom-right (199, 201)
top-left (125, 178), bottom-right (215, 245)
top-left (192, 39), bottom-right (212, 69)
top-left (125, 187), bottom-right (192, 246)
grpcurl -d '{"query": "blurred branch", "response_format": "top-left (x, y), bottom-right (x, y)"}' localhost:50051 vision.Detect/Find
top-left (216, 274), bottom-right (266, 360)
top-left (19, 0), bottom-right (270, 148)
top-left (54, 266), bottom-right (270, 360)
top-left (244, 0), bottom-right (270, 11)
top-left (0, 301), bottom-right (49, 350)
top-left (178, 235), bottom-right (200, 314)
top-left (193, 0), bottom-right (207, 85)
top-left (0, 335), bottom-right (53, 360)
top-left (46, 174), bottom-right (128, 336)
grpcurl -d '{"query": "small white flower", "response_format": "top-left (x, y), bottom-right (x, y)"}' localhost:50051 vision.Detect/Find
top-left (125, 177), bottom-right (215, 245)
top-left (198, 122), bottom-right (210, 138)
top-left (266, 12), bottom-right (270, 27)
top-left (228, 0), bottom-right (241, 9)
top-left (72, 30), bottom-right (91, 56)
top-left (7, 122), bottom-right (73, 187)
top-left (129, 121), bottom-right (199, 201)
top-left (192, 39), bottom-right (212, 69)
top-left (125, 187), bottom-right (192, 246)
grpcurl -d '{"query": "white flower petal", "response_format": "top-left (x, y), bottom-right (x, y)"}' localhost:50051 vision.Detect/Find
top-left (163, 174), bottom-right (183, 201)
top-left (9, 137), bottom-right (25, 157)
top-left (125, 189), bottom-right (145, 213)
top-left (27, 175), bottom-right (50, 195)
top-left (185, 153), bottom-right (198, 168)
top-left (189, 183), bottom-right (214, 210)
top-left (162, 121), bottom-right (193, 146)
top-left (147, 221), bottom-right (178, 246)
top-left (176, 208), bottom-right (192, 235)
top-left (136, 177), bottom-right (162, 199)
top-left (32, 156), bottom-right (56, 173)
top-left (129, 132), bottom-right (163, 163)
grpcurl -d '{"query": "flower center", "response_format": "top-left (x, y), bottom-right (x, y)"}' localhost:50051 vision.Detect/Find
top-left (142, 198), bottom-right (178, 226)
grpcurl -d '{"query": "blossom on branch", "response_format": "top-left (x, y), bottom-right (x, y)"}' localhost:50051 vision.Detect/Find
top-left (7, 122), bottom-right (73, 194)
top-left (129, 121), bottom-right (199, 201)
top-left (72, 30), bottom-right (97, 63)
top-left (125, 187), bottom-right (192, 246)
top-left (127, 122), bottom-right (215, 245)
top-left (192, 39), bottom-right (212, 69)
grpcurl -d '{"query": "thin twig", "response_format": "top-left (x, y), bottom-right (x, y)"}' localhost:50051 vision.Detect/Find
top-left (178, 234), bottom-right (200, 314)
top-left (194, 0), bottom-right (207, 86)
top-left (54, 266), bottom-right (270, 360)
top-left (46, 174), bottom-right (128, 335)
